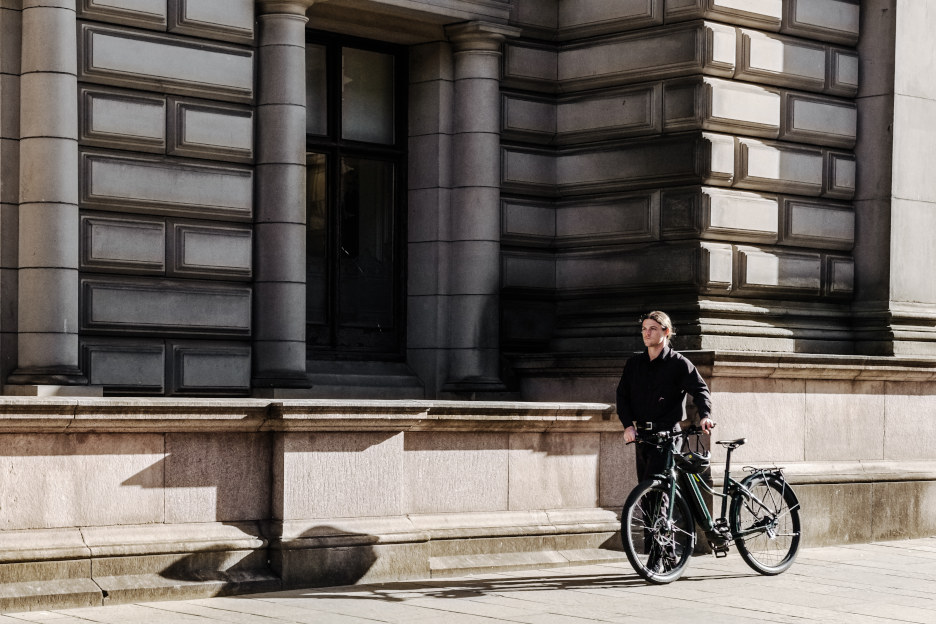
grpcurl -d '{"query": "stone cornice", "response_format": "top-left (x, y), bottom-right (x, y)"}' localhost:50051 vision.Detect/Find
top-left (691, 350), bottom-right (936, 381)
top-left (511, 350), bottom-right (936, 382)
top-left (0, 398), bottom-right (616, 433)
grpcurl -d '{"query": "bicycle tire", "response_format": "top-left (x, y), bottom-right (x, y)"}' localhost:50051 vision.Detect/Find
top-left (622, 479), bottom-right (696, 584)
top-left (730, 473), bottom-right (801, 575)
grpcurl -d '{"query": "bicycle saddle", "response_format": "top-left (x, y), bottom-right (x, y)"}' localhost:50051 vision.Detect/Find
top-left (716, 438), bottom-right (746, 449)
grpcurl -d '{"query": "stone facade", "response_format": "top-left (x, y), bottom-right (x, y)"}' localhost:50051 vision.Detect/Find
top-left (1, 0), bottom-right (936, 609)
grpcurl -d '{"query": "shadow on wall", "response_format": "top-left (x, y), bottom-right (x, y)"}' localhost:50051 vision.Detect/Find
top-left (119, 450), bottom-right (379, 587)
top-left (158, 525), bottom-right (378, 588)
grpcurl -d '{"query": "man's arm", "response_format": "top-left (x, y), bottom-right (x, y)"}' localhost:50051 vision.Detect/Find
top-left (616, 365), bottom-right (637, 442)
top-left (681, 361), bottom-right (714, 431)
top-left (680, 362), bottom-right (709, 413)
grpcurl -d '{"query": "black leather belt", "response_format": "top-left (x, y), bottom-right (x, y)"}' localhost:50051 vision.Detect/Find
top-left (635, 422), bottom-right (675, 432)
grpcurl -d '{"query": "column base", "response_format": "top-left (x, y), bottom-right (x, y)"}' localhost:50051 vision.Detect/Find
top-left (3, 384), bottom-right (103, 397)
top-left (440, 376), bottom-right (512, 399)
top-left (6, 367), bottom-right (89, 388)
top-left (252, 370), bottom-right (311, 389)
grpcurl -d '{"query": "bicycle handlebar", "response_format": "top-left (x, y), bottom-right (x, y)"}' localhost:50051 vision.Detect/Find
top-left (626, 424), bottom-right (707, 446)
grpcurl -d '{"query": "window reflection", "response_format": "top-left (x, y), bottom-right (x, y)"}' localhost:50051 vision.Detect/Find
top-left (306, 153), bottom-right (328, 326)
top-left (339, 157), bottom-right (394, 328)
top-left (342, 47), bottom-right (394, 144)
top-left (305, 44), bottom-right (327, 135)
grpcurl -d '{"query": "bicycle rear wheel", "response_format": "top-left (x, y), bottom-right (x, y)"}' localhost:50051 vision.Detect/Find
top-left (622, 479), bottom-right (696, 584)
top-left (730, 473), bottom-right (801, 575)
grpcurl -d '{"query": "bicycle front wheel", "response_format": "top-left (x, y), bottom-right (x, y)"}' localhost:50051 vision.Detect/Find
top-left (730, 473), bottom-right (801, 575)
top-left (622, 479), bottom-right (696, 584)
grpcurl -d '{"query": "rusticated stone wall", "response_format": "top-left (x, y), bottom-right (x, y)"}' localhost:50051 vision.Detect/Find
top-left (74, 1), bottom-right (256, 395)
top-left (501, 0), bottom-right (861, 357)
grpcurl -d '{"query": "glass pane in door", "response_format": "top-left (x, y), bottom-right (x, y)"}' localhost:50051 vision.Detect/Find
top-left (341, 47), bottom-right (394, 144)
top-left (305, 44), bottom-right (327, 135)
top-left (338, 157), bottom-right (394, 332)
top-left (305, 153), bottom-right (328, 327)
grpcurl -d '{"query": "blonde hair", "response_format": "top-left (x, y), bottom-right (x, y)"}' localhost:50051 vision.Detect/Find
top-left (642, 310), bottom-right (675, 338)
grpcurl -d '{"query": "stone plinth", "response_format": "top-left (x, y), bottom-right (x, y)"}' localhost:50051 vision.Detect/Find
top-left (0, 376), bottom-right (933, 609)
top-left (0, 398), bottom-right (620, 611)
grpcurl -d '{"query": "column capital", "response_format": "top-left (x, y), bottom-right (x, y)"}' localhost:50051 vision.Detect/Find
top-left (445, 21), bottom-right (520, 53)
top-left (256, 0), bottom-right (319, 16)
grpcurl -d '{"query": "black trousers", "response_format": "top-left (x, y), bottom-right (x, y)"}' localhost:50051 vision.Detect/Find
top-left (635, 433), bottom-right (680, 483)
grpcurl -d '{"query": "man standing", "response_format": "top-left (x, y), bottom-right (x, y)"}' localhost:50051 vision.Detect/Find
top-left (617, 311), bottom-right (714, 483)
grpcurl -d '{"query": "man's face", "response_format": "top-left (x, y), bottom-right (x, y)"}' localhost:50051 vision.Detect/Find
top-left (641, 319), bottom-right (668, 348)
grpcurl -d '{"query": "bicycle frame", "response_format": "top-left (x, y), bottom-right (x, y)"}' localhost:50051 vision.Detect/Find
top-left (651, 430), bottom-right (794, 542)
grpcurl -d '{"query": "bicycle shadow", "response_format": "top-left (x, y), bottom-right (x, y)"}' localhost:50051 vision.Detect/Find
top-left (242, 563), bottom-right (757, 604)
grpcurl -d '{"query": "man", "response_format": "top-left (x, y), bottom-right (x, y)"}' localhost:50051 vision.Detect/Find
top-left (616, 311), bottom-right (714, 483)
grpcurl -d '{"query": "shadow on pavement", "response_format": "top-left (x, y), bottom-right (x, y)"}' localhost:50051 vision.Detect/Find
top-left (240, 564), bottom-right (759, 604)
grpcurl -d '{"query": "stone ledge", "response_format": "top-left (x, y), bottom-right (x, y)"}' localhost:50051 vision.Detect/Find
top-left (275, 508), bottom-right (621, 547)
top-left (0, 578), bottom-right (100, 614)
top-left (80, 522), bottom-right (266, 558)
top-left (713, 460), bottom-right (936, 486)
top-left (512, 350), bottom-right (936, 382)
top-left (698, 351), bottom-right (936, 381)
top-left (429, 547), bottom-right (627, 578)
top-left (0, 398), bottom-right (616, 433)
top-left (96, 570), bottom-right (281, 606)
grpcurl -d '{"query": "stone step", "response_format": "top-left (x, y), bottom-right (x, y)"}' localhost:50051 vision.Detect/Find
top-left (429, 548), bottom-right (628, 578)
top-left (0, 578), bottom-right (101, 613)
top-left (96, 571), bottom-right (282, 606)
top-left (0, 572), bottom-right (283, 614)
top-left (269, 361), bottom-right (427, 399)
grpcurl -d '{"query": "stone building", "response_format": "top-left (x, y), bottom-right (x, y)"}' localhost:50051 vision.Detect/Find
top-left (0, 0), bottom-right (934, 611)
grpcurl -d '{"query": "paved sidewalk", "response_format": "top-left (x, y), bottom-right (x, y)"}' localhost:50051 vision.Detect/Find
top-left (2, 538), bottom-right (935, 623)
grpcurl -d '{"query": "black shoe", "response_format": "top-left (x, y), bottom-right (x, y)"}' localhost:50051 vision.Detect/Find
top-left (647, 552), bottom-right (675, 573)
top-left (708, 536), bottom-right (730, 557)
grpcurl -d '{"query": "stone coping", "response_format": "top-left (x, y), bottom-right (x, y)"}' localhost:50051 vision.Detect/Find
top-left (0, 398), bottom-right (616, 433)
top-left (513, 351), bottom-right (936, 381)
top-left (274, 508), bottom-right (621, 546)
top-left (712, 459), bottom-right (936, 486)
top-left (0, 509), bottom-right (622, 563)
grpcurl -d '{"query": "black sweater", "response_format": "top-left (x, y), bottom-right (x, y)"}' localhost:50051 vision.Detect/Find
top-left (615, 345), bottom-right (711, 430)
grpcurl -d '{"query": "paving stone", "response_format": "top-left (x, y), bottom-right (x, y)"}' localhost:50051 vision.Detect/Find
top-left (9, 538), bottom-right (935, 624)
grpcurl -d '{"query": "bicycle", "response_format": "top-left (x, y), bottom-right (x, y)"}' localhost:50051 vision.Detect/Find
top-left (621, 426), bottom-right (802, 584)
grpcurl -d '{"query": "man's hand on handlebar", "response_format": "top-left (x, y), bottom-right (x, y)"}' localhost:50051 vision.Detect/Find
top-left (623, 425), bottom-right (637, 444)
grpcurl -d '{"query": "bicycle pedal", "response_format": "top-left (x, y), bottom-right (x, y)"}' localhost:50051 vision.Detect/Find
top-left (710, 542), bottom-right (730, 557)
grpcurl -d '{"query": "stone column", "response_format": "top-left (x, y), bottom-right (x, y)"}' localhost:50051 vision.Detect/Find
top-left (253, 0), bottom-right (316, 388)
top-left (8, 0), bottom-right (85, 385)
top-left (442, 22), bottom-right (518, 393)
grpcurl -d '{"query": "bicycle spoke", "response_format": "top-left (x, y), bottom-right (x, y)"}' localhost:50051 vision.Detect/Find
top-left (623, 481), bottom-right (696, 583)
top-left (731, 475), bottom-right (801, 575)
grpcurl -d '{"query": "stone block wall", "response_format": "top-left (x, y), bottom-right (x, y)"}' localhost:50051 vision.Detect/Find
top-left (0, 0), bottom-right (255, 395)
top-left (72, 1), bottom-right (256, 395)
top-left (0, 392), bottom-right (932, 610)
top-left (0, 399), bottom-right (628, 610)
top-left (501, 0), bottom-right (861, 356)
